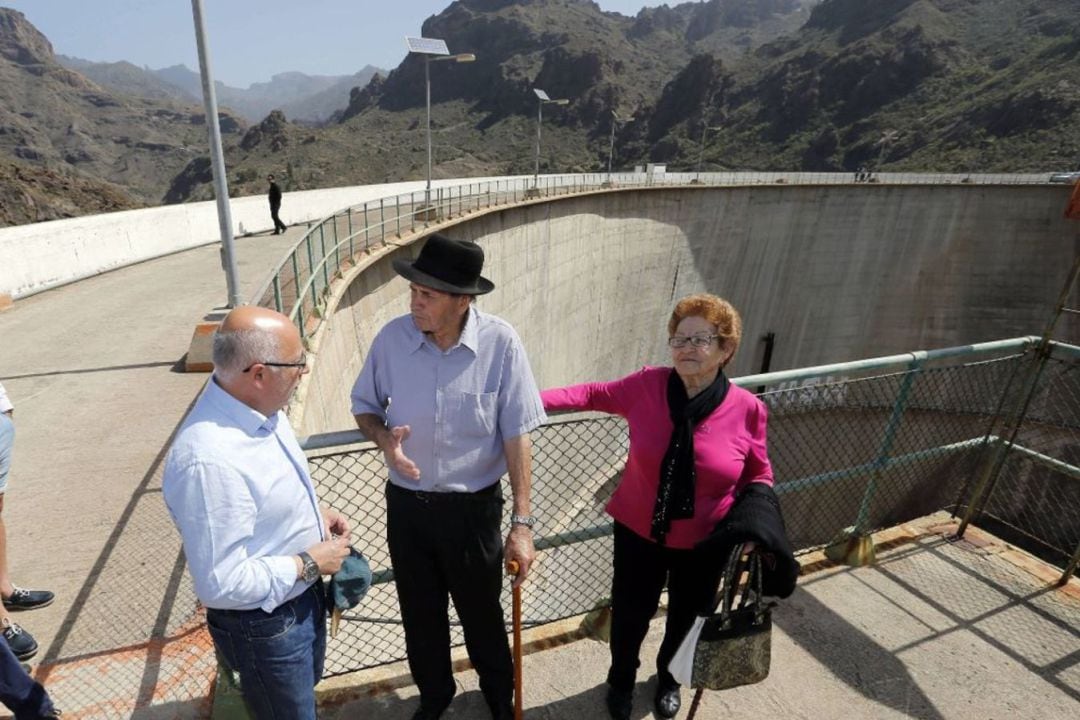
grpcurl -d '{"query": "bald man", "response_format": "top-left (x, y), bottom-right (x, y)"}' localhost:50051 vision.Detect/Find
top-left (163, 307), bottom-right (350, 720)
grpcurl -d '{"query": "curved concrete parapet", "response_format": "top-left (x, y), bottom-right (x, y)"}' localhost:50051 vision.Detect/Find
top-left (296, 183), bottom-right (1078, 436)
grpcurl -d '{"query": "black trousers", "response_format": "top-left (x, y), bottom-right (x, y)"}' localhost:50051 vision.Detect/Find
top-left (386, 482), bottom-right (513, 718)
top-left (608, 522), bottom-right (723, 692)
top-left (270, 203), bottom-right (286, 233)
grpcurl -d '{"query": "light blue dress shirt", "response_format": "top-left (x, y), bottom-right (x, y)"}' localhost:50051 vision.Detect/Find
top-left (351, 306), bottom-right (547, 492)
top-left (163, 379), bottom-right (324, 612)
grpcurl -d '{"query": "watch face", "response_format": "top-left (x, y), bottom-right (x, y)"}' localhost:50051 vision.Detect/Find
top-left (304, 561), bottom-right (320, 583)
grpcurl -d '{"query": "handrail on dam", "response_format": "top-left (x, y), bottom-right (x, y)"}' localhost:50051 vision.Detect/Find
top-left (253, 171), bottom-right (1055, 341)
top-left (297, 334), bottom-right (1080, 677)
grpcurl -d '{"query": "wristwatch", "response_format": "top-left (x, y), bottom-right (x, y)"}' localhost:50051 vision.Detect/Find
top-left (298, 551), bottom-right (320, 583)
top-left (510, 514), bottom-right (537, 529)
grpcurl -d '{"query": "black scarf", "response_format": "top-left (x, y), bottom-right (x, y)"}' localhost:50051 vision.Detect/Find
top-left (650, 367), bottom-right (730, 544)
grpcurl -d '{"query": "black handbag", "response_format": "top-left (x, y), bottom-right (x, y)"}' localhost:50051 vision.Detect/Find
top-left (689, 544), bottom-right (774, 690)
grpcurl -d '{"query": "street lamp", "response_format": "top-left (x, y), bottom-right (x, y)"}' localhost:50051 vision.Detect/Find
top-left (531, 88), bottom-right (569, 194)
top-left (605, 110), bottom-right (632, 187)
top-left (191, 0), bottom-right (240, 308)
top-left (694, 124), bottom-right (724, 184)
top-left (876, 129), bottom-right (900, 176)
top-left (405, 37), bottom-right (475, 212)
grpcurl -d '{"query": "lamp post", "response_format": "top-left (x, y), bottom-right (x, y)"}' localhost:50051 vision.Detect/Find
top-left (405, 37), bottom-right (475, 212)
top-left (876, 129), bottom-right (899, 177)
top-left (531, 88), bottom-right (569, 194)
top-left (694, 123), bottom-right (724, 184)
top-left (605, 110), bottom-right (631, 187)
top-left (191, 0), bottom-right (240, 308)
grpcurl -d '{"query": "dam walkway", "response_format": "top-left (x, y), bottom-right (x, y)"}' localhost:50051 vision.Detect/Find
top-left (0, 182), bottom-right (1077, 718)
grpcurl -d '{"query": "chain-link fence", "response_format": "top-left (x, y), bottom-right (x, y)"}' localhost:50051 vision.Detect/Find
top-left (36, 336), bottom-right (1076, 716)
top-left (304, 337), bottom-right (1080, 678)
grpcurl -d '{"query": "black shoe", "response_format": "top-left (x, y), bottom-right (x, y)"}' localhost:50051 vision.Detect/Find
top-left (605, 685), bottom-right (632, 720)
top-left (2, 618), bottom-right (38, 660)
top-left (411, 706), bottom-right (446, 720)
top-left (3, 587), bottom-right (55, 611)
top-left (411, 695), bottom-right (452, 720)
top-left (654, 682), bottom-right (681, 719)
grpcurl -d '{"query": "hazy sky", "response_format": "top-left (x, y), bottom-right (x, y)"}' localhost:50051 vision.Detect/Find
top-left (2, 1), bottom-right (667, 88)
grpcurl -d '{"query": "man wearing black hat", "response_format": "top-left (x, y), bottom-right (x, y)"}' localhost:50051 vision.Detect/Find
top-left (351, 233), bottom-right (546, 720)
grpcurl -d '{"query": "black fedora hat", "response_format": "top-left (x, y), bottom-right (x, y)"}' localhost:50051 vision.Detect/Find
top-left (392, 233), bottom-right (495, 295)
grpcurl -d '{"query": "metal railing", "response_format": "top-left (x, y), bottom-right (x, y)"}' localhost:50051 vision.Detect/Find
top-left (300, 335), bottom-right (1080, 677)
top-left (253, 172), bottom-right (1057, 341)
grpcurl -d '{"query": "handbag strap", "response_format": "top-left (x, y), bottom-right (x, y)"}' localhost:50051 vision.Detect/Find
top-left (714, 543), bottom-right (765, 625)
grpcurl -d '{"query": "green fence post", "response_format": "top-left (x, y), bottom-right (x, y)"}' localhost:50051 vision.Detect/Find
top-left (319, 224), bottom-right (329, 294)
top-left (957, 351), bottom-right (1051, 538)
top-left (272, 275), bottom-right (282, 314)
top-left (210, 652), bottom-right (252, 719)
top-left (1061, 541), bottom-right (1080, 586)
top-left (290, 252), bottom-right (301, 322)
top-left (825, 357), bottom-right (924, 567)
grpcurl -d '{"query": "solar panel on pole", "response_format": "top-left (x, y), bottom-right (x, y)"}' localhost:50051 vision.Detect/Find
top-left (404, 37), bottom-right (449, 55)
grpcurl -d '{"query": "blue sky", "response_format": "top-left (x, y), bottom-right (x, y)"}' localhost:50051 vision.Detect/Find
top-left (3, 1), bottom-right (665, 88)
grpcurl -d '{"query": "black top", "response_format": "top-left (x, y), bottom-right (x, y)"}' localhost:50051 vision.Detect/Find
top-left (268, 181), bottom-right (282, 206)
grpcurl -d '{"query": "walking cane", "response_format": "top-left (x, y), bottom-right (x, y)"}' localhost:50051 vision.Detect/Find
top-left (507, 559), bottom-right (523, 720)
top-left (686, 688), bottom-right (705, 719)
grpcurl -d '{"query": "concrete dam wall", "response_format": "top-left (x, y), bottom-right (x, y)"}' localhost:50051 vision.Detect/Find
top-left (297, 183), bottom-right (1077, 436)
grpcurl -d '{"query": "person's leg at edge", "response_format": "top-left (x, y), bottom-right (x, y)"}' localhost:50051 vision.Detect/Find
top-left (205, 587), bottom-right (321, 720)
top-left (387, 486), bottom-right (456, 713)
top-left (607, 522), bottom-right (667, 718)
top-left (0, 636), bottom-right (57, 718)
top-left (445, 493), bottom-right (513, 719)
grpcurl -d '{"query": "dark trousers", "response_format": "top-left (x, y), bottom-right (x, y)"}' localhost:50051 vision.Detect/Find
top-left (608, 522), bottom-right (722, 692)
top-left (270, 204), bottom-right (286, 233)
top-left (0, 638), bottom-right (55, 719)
top-left (386, 482), bottom-right (513, 718)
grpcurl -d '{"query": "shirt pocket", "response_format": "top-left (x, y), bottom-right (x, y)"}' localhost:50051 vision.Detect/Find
top-left (448, 390), bottom-right (498, 438)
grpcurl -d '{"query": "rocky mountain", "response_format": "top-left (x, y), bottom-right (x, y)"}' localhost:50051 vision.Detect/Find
top-left (59, 58), bottom-right (384, 125)
top-left (5, 0), bottom-right (1080, 225)
top-left (179, 0), bottom-right (821, 201)
top-left (621, 0), bottom-right (1080, 173)
top-left (0, 7), bottom-right (246, 223)
top-left (0, 158), bottom-right (142, 226)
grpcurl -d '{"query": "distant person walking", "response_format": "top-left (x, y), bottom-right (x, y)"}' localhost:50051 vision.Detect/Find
top-left (268, 174), bottom-right (287, 235)
top-left (0, 382), bottom-right (55, 663)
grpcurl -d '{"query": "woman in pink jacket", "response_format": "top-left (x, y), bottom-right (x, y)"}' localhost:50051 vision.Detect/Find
top-left (541, 293), bottom-right (774, 720)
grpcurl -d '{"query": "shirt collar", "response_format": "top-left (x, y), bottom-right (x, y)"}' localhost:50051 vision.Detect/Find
top-left (407, 305), bottom-right (479, 356)
top-left (205, 376), bottom-right (277, 435)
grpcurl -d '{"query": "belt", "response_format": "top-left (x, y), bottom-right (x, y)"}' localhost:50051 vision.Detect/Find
top-left (387, 480), bottom-right (500, 503)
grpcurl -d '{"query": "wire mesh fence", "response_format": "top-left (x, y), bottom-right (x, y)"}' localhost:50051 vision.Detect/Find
top-left (971, 350), bottom-right (1080, 570)
top-left (305, 339), bottom-right (1080, 678)
top-left (35, 338), bottom-right (1079, 717)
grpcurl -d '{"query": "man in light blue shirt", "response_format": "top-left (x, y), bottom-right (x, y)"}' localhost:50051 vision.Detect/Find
top-left (352, 233), bottom-right (546, 720)
top-left (163, 306), bottom-right (350, 720)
